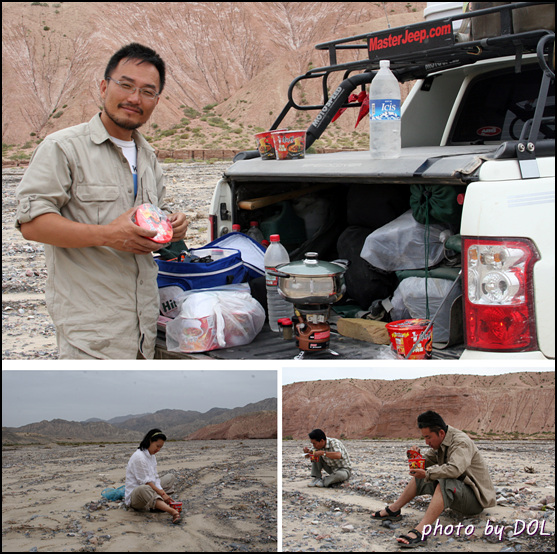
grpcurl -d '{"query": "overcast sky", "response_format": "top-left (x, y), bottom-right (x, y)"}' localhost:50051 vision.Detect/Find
top-left (2, 368), bottom-right (277, 428)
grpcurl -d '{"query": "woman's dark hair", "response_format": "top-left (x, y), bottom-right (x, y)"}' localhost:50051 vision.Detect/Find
top-left (417, 410), bottom-right (448, 434)
top-left (309, 429), bottom-right (326, 442)
top-left (138, 428), bottom-right (167, 451)
top-left (104, 43), bottom-right (166, 93)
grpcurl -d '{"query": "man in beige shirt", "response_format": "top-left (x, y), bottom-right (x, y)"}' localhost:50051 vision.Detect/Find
top-left (371, 410), bottom-right (496, 548)
top-left (15, 43), bottom-right (187, 359)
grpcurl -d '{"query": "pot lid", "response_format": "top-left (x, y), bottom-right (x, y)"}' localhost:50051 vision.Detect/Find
top-left (277, 252), bottom-right (348, 276)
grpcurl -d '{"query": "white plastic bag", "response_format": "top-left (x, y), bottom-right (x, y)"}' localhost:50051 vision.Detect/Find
top-left (360, 209), bottom-right (449, 272)
top-left (165, 286), bottom-right (265, 353)
top-left (390, 277), bottom-right (461, 343)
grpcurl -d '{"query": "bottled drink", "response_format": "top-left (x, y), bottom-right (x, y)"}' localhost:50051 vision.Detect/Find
top-left (369, 59), bottom-right (401, 159)
top-left (247, 221), bottom-right (265, 243)
top-left (264, 234), bottom-right (294, 332)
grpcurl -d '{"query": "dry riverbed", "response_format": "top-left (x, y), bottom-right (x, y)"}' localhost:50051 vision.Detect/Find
top-left (2, 439), bottom-right (277, 552)
top-left (2, 162), bottom-right (231, 360)
top-left (282, 440), bottom-right (555, 552)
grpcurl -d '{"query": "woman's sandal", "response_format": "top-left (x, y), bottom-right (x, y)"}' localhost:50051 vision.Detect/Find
top-left (371, 505), bottom-right (402, 521)
top-left (397, 528), bottom-right (427, 548)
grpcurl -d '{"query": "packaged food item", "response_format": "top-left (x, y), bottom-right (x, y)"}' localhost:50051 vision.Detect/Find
top-left (255, 129), bottom-right (285, 159)
top-left (407, 448), bottom-right (425, 470)
top-left (133, 203), bottom-right (173, 244)
top-left (169, 500), bottom-right (182, 512)
top-left (271, 130), bottom-right (306, 160)
top-left (385, 319), bottom-right (432, 359)
top-left (309, 450), bottom-right (321, 462)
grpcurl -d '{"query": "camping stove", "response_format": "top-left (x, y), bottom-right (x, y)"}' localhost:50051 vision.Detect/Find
top-left (268, 252), bottom-right (349, 359)
top-left (293, 305), bottom-right (339, 359)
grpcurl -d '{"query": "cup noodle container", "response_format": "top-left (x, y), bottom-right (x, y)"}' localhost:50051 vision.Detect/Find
top-left (169, 501), bottom-right (182, 512)
top-left (385, 319), bottom-right (432, 359)
top-left (178, 315), bottom-right (218, 352)
top-left (271, 130), bottom-right (306, 160)
top-left (255, 130), bottom-right (282, 160)
top-left (408, 457), bottom-right (426, 470)
top-left (133, 203), bottom-right (173, 243)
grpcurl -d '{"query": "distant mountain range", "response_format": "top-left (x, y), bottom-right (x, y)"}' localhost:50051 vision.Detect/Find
top-left (2, 398), bottom-right (277, 445)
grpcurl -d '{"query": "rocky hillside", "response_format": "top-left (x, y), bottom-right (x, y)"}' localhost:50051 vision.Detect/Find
top-left (2, 2), bottom-right (425, 160)
top-left (111, 398), bottom-right (277, 438)
top-left (2, 398), bottom-right (277, 444)
top-left (186, 411), bottom-right (277, 440)
top-left (283, 372), bottom-right (555, 440)
top-left (2, 419), bottom-right (143, 444)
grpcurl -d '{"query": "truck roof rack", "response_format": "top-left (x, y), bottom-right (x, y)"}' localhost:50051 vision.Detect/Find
top-left (235, 2), bottom-right (554, 162)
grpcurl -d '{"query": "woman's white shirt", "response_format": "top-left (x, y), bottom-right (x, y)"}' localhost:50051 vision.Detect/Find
top-left (125, 448), bottom-right (161, 506)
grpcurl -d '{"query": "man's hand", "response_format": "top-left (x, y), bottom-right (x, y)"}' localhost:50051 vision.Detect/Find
top-left (409, 468), bottom-right (427, 479)
top-left (167, 212), bottom-right (188, 242)
top-left (105, 207), bottom-right (161, 254)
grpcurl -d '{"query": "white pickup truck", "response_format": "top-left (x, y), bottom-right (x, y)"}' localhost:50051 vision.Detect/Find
top-left (162, 3), bottom-right (555, 360)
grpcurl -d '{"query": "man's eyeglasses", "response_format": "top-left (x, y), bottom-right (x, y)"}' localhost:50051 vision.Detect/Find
top-left (107, 77), bottom-right (160, 101)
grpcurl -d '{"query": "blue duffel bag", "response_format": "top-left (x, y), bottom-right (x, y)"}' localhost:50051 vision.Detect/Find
top-left (156, 246), bottom-right (249, 292)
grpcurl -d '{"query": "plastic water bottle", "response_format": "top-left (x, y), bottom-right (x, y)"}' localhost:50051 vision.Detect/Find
top-left (264, 234), bottom-right (294, 331)
top-left (369, 59), bottom-right (401, 159)
top-left (247, 221), bottom-right (265, 243)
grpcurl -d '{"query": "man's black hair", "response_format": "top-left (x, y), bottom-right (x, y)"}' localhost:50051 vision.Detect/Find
top-left (309, 429), bottom-right (326, 442)
top-left (138, 428), bottom-right (167, 451)
top-left (417, 410), bottom-right (448, 434)
top-left (104, 43), bottom-right (166, 93)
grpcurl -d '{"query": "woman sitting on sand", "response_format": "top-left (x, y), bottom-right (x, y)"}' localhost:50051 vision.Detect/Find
top-left (125, 428), bottom-right (181, 524)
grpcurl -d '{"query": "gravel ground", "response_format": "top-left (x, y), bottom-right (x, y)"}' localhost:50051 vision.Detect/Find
top-left (2, 162), bottom-right (232, 360)
top-left (282, 440), bottom-right (555, 552)
top-left (2, 439), bottom-right (276, 552)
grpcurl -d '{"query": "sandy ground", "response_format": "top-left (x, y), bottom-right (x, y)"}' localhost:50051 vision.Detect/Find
top-left (281, 440), bottom-right (555, 552)
top-left (2, 162), bottom-right (230, 360)
top-left (2, 439), bottom-right (277, 552)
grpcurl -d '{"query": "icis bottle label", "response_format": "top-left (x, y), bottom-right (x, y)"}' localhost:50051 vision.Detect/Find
top-left (370, 99), bottom-right (401, 121)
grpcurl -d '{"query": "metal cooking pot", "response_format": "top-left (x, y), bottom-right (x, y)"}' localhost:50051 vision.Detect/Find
top-left (268, 252), bottom-right (349, 305)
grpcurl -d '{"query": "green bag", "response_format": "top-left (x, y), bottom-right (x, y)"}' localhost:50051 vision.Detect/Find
top-left (410, 184), bottom-right (464, 225)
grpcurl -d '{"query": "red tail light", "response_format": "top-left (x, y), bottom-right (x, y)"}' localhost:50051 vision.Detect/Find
top-left (208, 214), bottom-right (217, 242)
top-left (463, 237), bottom-right (539, 351)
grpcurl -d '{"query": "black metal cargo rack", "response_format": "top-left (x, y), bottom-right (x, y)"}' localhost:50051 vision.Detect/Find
top-left (236, 2), bottom-right (554, 162)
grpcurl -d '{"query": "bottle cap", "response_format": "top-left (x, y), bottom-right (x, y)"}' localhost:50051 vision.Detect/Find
top-left (379, 60), bottom-right (390, 69)
top-left (270, 234), bottom-right (280, 242)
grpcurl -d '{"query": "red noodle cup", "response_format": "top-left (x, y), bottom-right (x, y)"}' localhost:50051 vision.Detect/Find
top-left (133, 203), bottom-right (173, 244)
top-left (309, 453), bottom-right (320, 462)
top-left (408, 457), bottom-right (425, 470)
top-left (169, 501), bottom-right (182, 512)
top-left (385, 319), bottom-right (432, 359)
top-left (255, 130), bottom-right (280, 159)
top-left (271, 130), bottom-right (306, 160)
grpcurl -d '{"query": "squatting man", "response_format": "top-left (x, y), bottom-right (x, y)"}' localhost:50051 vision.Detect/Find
top-left (303, 429), bottom-right (352, 487)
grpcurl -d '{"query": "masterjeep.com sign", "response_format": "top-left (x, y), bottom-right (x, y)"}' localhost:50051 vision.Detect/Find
top-left (368, 19), bottom-right (454, 61)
